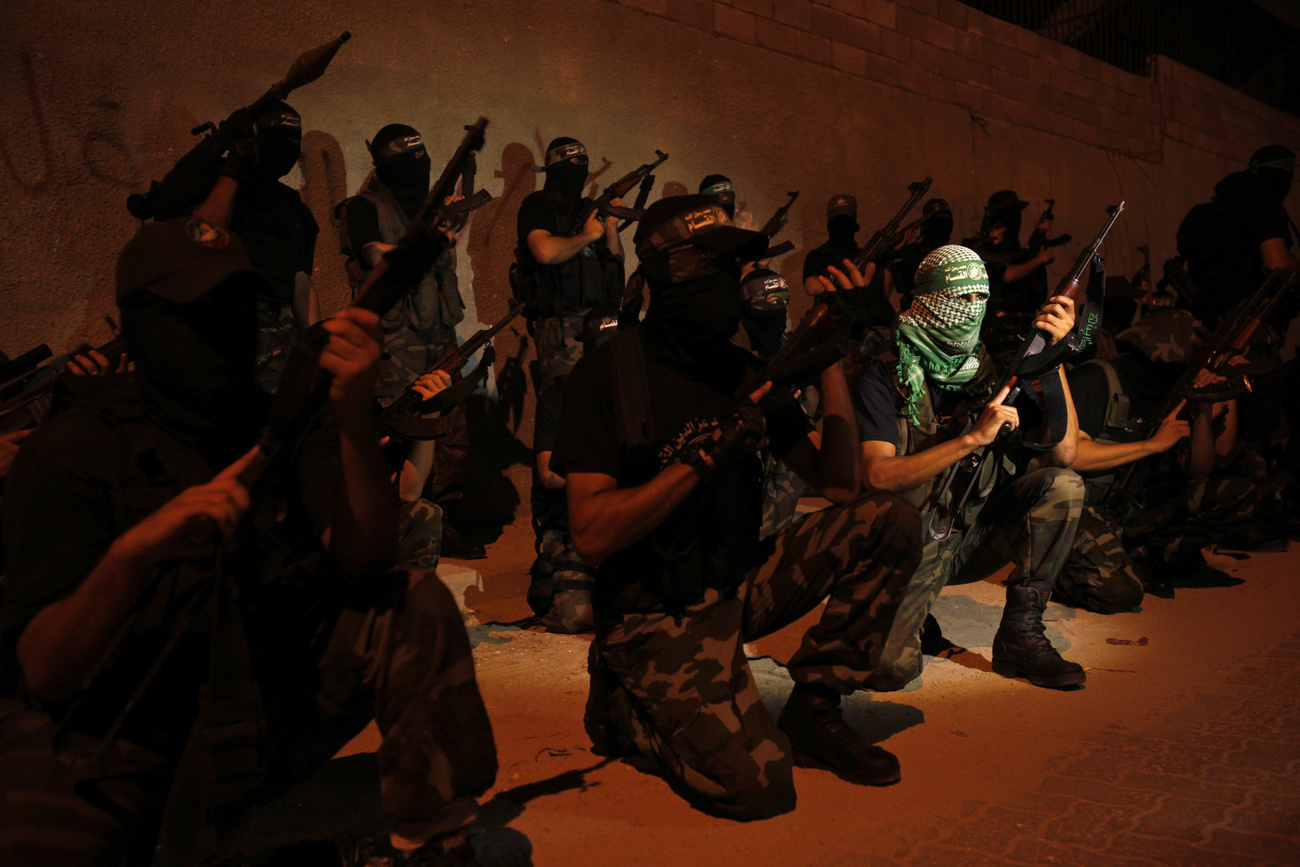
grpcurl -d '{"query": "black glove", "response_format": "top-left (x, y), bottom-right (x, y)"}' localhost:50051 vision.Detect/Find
top-left (680, 404), bottom-right (766, 479)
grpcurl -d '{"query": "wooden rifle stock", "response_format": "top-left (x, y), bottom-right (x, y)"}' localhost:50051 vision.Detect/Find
top-left (569, 150), bottom-right (669, 235)
top-left (849, 178), bottom-right (932, 274)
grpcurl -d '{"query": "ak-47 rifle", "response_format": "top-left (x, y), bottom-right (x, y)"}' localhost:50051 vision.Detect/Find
top-left (0, 333), bottom-right (130, 434)
top-left (1026, 198), bottom-right (1072, 255)
top-left (1107, 268), bottom-right (1298, 501)
top-left (846, 178), bottom-right (932, 275)
top-left (753, 191), bottom-right (800, 259)
top-left (236, 118), bottom-right (491, 492)
top-left (380, 302), bottom-right (524, 441)
top-left (927, 201), bottom-right (1125, 542)
top-left (126, 33), bottom-right (352, 221)
top-left (441, 123), bottom-right (494, 219)
top-left (615, 165), bottom-right (662, 233)
top-left (569, 150), bottom-right (669, 235)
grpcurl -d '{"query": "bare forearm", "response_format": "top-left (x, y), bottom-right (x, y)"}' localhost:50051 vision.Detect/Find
top-left (1044, 369), bottom-right (1079, 467)
top-left (331, 418), bottom-right (399, 573)
top-left (1187, 413), bottom-right (1216, 481)
top-left (529, 232), bottom-right (594, 266)
top-left (293, 272), bottom-right (318, 328)
top-left (192, 175), bottom-right (238, 227)
top-left (17, 541), bottom-right (153, 702)
top-left (569, 464), bottom-right (700, 565)
top-left (805, 364), bottom-right (860, 501)
top-left (1073, 438), bottom-right (1158, 473)
top-left (862, 436), bottom-right (978, 493)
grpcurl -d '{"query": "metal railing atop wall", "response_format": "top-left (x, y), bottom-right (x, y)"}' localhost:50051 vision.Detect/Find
top-left (958, 0), bottom-right (1300, 116)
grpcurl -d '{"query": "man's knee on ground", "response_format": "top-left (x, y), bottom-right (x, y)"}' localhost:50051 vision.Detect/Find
top-left (399, 568), bottom-right (464, 625)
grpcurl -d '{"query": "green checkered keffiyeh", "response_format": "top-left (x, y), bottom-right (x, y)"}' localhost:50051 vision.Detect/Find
top-left (896, 245), bottom-right (990, 425)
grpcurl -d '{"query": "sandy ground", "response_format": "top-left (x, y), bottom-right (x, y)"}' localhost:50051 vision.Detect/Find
top-left (248, 503), bottom-right (1300, 867)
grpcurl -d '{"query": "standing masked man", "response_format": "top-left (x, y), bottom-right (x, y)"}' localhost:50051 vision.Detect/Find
top-left (857, 245), bottom-right (1085, 691)
top-left (514, 137), bottom-right (625, 388)
top-left (553, 195), bottom-right (923, 819)
top-left (191, 100), bottom-right (321, 393)
top-left (339, 123), bottom-right (481, 559)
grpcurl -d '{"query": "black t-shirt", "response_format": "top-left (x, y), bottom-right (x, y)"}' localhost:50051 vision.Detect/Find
top-left (551, 333), bottom-right (812, 612)
top-left (855, 359), bottom-right (963, 447)
top-left (0, 394), bottom-right (339, 755)
top-left (230, 178), bottom-right (318, 305)
top-left (516, 190), bottom-right (607, 267)
top-left (802, 237), bottom-right (860, 282)
top-left (343, 195), bottom-right (386, 254)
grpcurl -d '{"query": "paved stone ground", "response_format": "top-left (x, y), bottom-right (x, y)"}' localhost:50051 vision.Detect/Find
top-left (899, 632), bottom-right (1300, 867)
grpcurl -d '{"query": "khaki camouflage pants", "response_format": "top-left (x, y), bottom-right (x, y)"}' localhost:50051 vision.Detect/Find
top-left (585, 494), bottom-right (921, 820)
top-left (0, 569), bottom-right (496, 866)
top-left (396, 498), bottom-right (443, 571)
top-left (528, 527), bottom-right (596, 634)
top-left (869, 466), bottom-right (1084, 691)
top-left (1056, 505), bottom-right (1145, 614)
top-left (534, 312), bottom-right (587, 388)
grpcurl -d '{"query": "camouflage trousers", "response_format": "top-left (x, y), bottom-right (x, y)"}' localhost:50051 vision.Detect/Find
top-left (869, 466), bottom-right (1084, 691)
top-left (1056, 505), bottom-right (1145, 614)
top-left (397, 498), bottom-right (443, 571)
top-left (585, 494), bottom-right (921, 820)
top-left (0, 569), bottom-right (496, 866)
top-left (527, 527), bottom-right (596, 634)
top-left (533, 312), bottom-right (587, 388)
top-left (254, 302), bottom-right (298, 394)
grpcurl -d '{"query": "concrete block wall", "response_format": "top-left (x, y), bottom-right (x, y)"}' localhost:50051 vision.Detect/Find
top-left (2, 0), bottom-right (1298, 518)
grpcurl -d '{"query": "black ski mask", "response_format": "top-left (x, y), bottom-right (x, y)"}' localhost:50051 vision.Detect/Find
top-left (1249, 145), bottom-right (1296, 203)
top-left (371, 124), bottom-right (431, 219)
top-left (542, 137), bottom-right (589, 205)
top-left (116, 219), bottom-right (268, 463)
top-left (739, 268), bottom-right (790, 362)
top-left (252, 101), bottom-right (302, 181)
top-left (828, 214), bottom-right (859, 244)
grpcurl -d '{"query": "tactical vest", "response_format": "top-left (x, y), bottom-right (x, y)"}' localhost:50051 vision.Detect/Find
top-left (1076, 357), bottom-right (1141, 506)
top-left (344, 184), bottom-right (465, 333)
top-left (515, 191), bottom-right (623, 318)
top-left (889, 353), bottom-right (1007, 523)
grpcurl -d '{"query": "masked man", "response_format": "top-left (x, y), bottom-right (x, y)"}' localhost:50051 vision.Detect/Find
top-left (0, 215), bottom-right (496, 866)
top-left (514, 136), bottom-right (625, 388)
top-left (338, 123), bottom-right (480, 559)
top-left (191, 101), bottom-right (321, 392)
top-left (553, 195), bottom-right (923, 820)
top-left (857, 245), bottom-right (1085, 690)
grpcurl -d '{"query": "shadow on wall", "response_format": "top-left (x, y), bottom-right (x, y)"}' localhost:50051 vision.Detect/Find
top-left (299, 129), bottom-right (351, 316)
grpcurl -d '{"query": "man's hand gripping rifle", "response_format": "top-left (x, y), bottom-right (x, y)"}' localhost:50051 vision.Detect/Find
top-left (927, 201), bottom-right (1125, 542)
top-left (126, 33), bottom-right (352, 221)
top-left (570, 150), bottom-right (669, 235)
top-left (379, 302), bottom-right (525, 441)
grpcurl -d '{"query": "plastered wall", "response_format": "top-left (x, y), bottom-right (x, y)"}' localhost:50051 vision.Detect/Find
top-left (2, 0), bottom-right (1297, 513)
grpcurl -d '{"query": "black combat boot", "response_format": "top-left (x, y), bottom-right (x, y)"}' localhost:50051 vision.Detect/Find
top-left (777, 683), bottom-right (901, 786)
top-left (991, 585), bottom-right (1086, 688)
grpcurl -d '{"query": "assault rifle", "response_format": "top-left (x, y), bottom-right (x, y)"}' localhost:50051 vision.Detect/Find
top-left (1108, 268), bottom-right (1298, 500)
top-left (0, 333), bottom-right (129, 434)
top-left (568, 149), bottom-right (669, 235)
top-left (236, 117), bottom-right (490, 491)
top-left (615, 165), bottom-right (662, 233)
top-left (1026, 198), bottom-right (1072, 254)
top-left (927, 201), bottom-right (1125, 542)
top-left (126, 32), bottom-right (352, 221)
top-left (752, 191), bottom-right (800, 259)
top-left (380, 302), bottom-right (524, 441)
top-left (847, 178), bottom-right (932, 274)
top-left (442, 123), bottom-right (493, 218)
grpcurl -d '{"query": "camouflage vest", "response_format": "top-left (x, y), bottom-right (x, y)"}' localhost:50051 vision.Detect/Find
top-left (352, 184), bottom-right (465, 333)
top-left (890, 351), bottom-right (1007, 523)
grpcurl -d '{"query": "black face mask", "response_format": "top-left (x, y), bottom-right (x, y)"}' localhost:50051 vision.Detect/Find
top-left (741, 307), bottom-right (787, 362)
top-left (544, 160), bottom-right (588, 203)
top-left (643, 267), bottom-right (744, 376)
top-left (922, 212), bottom-right (953, 248)
top-left (376, 150), bottom-right (432, 218)
top-left (828, 215), bottom-right (859, 244)
top-left (120, 274), bottom-right (265, 459)
top-left (255, 130), bottom-right (301, 180)
top-left (1255, 168), bottom-right (1294, 203)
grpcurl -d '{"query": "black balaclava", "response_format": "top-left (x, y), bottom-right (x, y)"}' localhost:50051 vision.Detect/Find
top-left (828, 214), bottom-right (859, 245)
top-left (120, 272), bottom-right (266, 465)
top-left (1249, 144), bottom-right (1296, 203)
top-left (739, 268), bottom-right (789, 362)
top-left (642, 258), bottom-right (744, 379)
top-left (699, 174), bottom-right (736, 218)
top-left (921, 198), bottom-right (954, 248)
top-left (370, 123), bottom-right (431, 219)
top-left (542, 137), bottom-right (589, 206)
top-left (252, 101), bottom-right (302, 181)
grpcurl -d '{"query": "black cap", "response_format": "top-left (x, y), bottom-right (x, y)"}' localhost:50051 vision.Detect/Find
top-left (987, 190), bottom-right (1028, 212)
top-left (116, 217), bottom-right (260, 303)
top-left (633, 195), bottom-right (769, 263)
